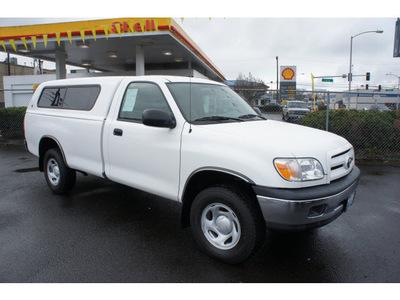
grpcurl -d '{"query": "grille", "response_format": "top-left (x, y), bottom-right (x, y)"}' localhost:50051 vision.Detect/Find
top-left (328, 147), bottom-right (355, 182)
top-left (297, 111), bottom-right (308, 115)
top-left (290, 110), bottom-right (308, 115)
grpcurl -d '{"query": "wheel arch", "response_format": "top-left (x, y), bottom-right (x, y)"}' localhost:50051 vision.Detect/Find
top-left (180, 167), bottom-right (259, 228)
top-left (38, 136), bottom-right (67, 172)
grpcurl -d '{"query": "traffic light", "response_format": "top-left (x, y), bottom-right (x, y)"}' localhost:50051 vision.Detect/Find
top-left (366, 72), bottom-right (370, 81)
top-left (366, 84), bottom-right (369, 90)
top-left (378, 85), bottom-right (382, 91)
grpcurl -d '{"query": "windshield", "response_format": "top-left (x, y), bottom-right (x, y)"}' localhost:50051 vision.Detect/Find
top-left (167, 83), bottom-right (258, 123)
top-left (287, 102), bottom-right (308, 109)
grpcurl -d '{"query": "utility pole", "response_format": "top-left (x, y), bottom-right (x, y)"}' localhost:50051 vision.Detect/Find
top-left (276, 56), bottom-right (279, 102)
top-left (7, 53), bottom-right (11, 75)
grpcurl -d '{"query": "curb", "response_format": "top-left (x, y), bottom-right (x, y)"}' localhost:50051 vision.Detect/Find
top-left (0, 139), bottom-right (25, 147)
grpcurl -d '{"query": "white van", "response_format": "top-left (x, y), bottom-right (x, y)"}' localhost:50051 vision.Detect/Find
top-left (24, 76), bottom-right (360, 263)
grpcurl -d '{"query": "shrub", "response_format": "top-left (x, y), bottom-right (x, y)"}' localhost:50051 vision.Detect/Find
top-left (299, 110), bottom-right (400, 160)
top-left (262, 104), bottom-right (282, 112)
top-left (0, 107), bottom-right (27, 139)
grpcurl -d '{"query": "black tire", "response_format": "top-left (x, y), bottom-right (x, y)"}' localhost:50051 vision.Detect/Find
top-left (190, 185), bottom-right (265, 264)
top-left (43, 148), bottom-right (76, 195)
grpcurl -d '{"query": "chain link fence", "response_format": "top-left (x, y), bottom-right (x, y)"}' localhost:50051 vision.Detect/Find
top-left (260, 89), bottom-right (400, 161)
top-left (1, 87), bottom-right (400, 161)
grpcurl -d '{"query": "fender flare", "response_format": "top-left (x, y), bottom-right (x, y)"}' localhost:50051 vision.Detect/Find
top-left (182, 166), bottom-right (255, 199)
top-left (38, 135), bottom-right (69, 171)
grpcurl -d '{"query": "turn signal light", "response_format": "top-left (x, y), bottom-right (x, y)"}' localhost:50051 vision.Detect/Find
top-left (275, 162), bottom-right (292, 180)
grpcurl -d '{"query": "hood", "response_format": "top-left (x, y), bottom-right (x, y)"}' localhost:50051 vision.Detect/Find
top-left (288, 108), bottom-right (310, 112)
top-left (195, 120), bottom-right (350, 159)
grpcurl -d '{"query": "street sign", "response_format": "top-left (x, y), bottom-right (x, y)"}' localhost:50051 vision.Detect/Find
top-left (322, 78), bottom-right (334, 82)
top-left (386, 89), bottom-right (394, 91)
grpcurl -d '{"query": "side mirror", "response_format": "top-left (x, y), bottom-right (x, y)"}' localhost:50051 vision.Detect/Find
top-left (142, 109), bottom-right (176, 129)
top-left (253, 107), bottom-right (262, 116)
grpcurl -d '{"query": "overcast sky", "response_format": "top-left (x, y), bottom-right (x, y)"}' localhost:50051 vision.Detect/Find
top-left (1, 1), bottom-right (399, 91)
top-left (178, 18), bottom-right (399, 90)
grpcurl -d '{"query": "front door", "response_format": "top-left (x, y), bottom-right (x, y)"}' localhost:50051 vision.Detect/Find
top-left (105, 81), bottom-right (181, 201)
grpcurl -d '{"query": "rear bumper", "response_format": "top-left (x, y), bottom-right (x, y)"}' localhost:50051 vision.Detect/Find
top-left (253, 166), bottom-right (360, 231)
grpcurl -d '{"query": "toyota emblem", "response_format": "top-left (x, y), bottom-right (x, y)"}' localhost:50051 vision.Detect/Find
top-left (346, 156), bottom-right (353, 169)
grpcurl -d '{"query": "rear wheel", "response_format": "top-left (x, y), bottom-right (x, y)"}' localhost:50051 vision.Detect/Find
top-left (190, 185), bottom-right (265, 264)
top-left (44, 148), bottom-right (76, 194)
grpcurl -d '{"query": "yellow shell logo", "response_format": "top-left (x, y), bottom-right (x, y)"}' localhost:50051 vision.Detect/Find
top-left (282, 68), bottom-right (295, 80)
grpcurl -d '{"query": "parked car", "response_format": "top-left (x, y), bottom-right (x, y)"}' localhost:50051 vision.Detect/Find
top-left (282, 101), bottom-right (311, 122)
top-left (369, 104), bottom-right (391, 111)
top-left (24, 76), bottom-right (360, 263)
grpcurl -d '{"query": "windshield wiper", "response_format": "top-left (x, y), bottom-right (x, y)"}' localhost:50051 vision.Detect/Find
top-left (238, 114), bottom-right (267, 120)
top-left (194, 116), bottom-right (244, 122)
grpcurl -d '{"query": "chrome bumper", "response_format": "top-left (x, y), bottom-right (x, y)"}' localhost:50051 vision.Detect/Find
top-left (253, 166), bottom-right (360, 230)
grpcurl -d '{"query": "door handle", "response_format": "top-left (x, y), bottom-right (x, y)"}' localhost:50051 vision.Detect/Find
top-left (113, 128), bottom-right (123, 136)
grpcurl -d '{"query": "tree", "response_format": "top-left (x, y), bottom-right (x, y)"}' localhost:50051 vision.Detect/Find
top-left (232, 73), bottom-right (268, 106)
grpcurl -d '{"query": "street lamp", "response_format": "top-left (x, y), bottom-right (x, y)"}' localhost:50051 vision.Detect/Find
top-left (386, 72), bottom-right (400, 90)
top-left (348, 30), bottom-right (383, 109)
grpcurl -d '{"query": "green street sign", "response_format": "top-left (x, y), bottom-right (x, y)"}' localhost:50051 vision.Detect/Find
top-left (386, 89), bottom-right (394, 91)
top-left (322, 78), bottom-right (334, 82)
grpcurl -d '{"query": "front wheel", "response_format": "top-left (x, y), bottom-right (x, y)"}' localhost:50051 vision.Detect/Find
top-left (44, 148), bottom-right (76, 195)
top-left (190, 185), bottom-right (265, 264)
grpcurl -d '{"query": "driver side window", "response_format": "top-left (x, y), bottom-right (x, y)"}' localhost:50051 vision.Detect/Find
top-left (118, 82), bottom-right (171, 122)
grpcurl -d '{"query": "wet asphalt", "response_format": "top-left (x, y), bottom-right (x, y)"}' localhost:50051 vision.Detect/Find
top-left (0, 145), bottom-right (399, 283)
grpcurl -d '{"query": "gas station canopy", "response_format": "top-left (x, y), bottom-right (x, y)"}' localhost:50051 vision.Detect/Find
top-left (0, 18), bottom-right (225, 81)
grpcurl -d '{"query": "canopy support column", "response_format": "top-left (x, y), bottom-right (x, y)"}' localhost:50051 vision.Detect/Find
top-left (55, 50), bottom-right (66, 79)
top-left (136, 45), bottom-right (145, 76)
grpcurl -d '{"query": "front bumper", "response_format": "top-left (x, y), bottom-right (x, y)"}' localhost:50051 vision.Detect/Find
top-left (253, 166), bottom-right (361, 230)
top-left (288, 114), bottom-right (305, 119)
top-left (286, 114), bottom-right (307, 123)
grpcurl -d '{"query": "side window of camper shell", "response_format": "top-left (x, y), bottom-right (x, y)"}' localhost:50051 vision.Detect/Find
top-left (38, 88), bottom-right (67, 108)
top-left (37, 85), bottom-right (100, 110)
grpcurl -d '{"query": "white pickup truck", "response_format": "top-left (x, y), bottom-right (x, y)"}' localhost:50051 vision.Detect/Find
top-left (24, 76), bottom-right (360, 263)
top-left (282, 100), bottom-right (311, 122)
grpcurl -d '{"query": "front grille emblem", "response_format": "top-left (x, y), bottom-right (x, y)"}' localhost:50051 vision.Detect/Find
top-left (346, 156), bottom-right (353, 169)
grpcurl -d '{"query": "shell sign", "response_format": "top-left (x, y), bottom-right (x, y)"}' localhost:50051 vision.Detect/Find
top-left (282, 68), bottom-right (295, 80)
top-left (280, 66), bottom-right (297, 100)
top-left (280, 66), bottom-right (297, 82)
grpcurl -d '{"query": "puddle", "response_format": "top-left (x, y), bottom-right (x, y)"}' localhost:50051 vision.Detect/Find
top-left (14, 167), bottom-right (39, 173)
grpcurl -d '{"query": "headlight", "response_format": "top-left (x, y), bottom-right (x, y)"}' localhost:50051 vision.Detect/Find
top-left (274, 158), bottom-right (324, 182)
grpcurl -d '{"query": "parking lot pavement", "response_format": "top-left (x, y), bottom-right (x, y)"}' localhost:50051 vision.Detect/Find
top-left (0, 145), bottom-right (399, 283)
